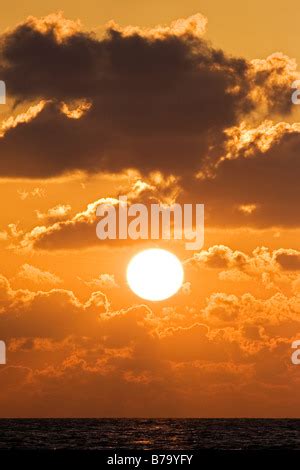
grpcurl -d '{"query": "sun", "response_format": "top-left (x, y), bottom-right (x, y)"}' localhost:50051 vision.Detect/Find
top-left (126, 248), bottom-right (184, 301)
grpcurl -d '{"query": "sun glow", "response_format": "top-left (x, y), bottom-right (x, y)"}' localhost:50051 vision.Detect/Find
top-left (126, 248), bottom-right (184, 301)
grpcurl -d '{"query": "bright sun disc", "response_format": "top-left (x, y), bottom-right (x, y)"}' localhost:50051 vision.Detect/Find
top-left (127, 248), bottom-right (184, 301)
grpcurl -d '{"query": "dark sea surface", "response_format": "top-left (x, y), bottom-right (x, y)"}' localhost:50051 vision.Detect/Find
top-left (0, 418), bottom-right (299, 450)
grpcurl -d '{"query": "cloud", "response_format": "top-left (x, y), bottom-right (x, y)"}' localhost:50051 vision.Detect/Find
top-left (80, 273), bottom-right (119, 289)
top-left (15, 197), bottom-right (119, 251)
top-left (0, 12), bottom-right (295, 182)
top-left (0, 275), bottom-right (109, 340)
top-left (202, 290), bottom-right (300, 335)
top-left (0, 13), bottom-right (298, 231)
top-left (17, 186), bottom-right (46, 200)
top-left (185, 120), bottom-right (300, 228)
top-left (249, 53), bottom-right (299, 116)
top-left (16, 264), bottom-right (62, 285)
top-left (109, 13), bottom-right (208, 40)
top-left (35, 204), bottom-right (71, 222)
top-left (12, 178), bottom-right (180, 251)
top-left (188, 245), bottom-right (248, 269)
top-left (0, 267), bottom-right (299, 416)
top-left (187, 245), bottom-right (300, 289)
top-left (274, 249), bottom-right (300, 271)
top-left (181, 281), bottom-right (191, 295)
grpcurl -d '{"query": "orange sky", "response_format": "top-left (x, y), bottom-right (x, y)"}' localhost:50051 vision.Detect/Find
top-left (0, 2), bottom-right (300, 417)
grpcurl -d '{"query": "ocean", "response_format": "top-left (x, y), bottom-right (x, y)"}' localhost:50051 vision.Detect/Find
top-left (0, 418), bottom-right (299, 450)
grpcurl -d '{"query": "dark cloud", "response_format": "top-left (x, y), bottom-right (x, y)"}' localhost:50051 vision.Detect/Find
top-left (0, 272), bottom-right (299, 416)
top-left (275, 249), bottom-right (300, 270)
top-left (0, 13), bottom-right (288, 179)
top-left (0, 14), bottom-right (298, 230)
top-left (183, 128), bottom-right (300, 227)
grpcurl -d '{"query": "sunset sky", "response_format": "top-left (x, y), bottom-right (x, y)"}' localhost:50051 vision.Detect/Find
top-left (0, 1), bottom-right (300, 417)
